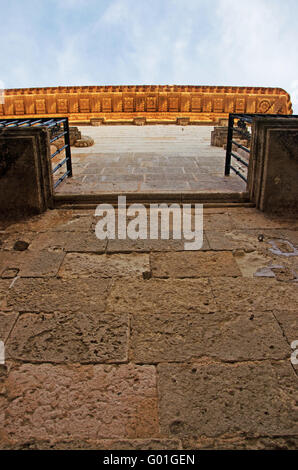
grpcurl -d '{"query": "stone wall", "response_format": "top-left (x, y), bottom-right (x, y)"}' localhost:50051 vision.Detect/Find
top-left (0, 85), bottom-right (292, 125)
top-left (248, 117), bottom-right (298, 215)
top-left (0, 127), bottom-right (53, 216)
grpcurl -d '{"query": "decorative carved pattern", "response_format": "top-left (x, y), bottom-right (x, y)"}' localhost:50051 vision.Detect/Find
top-left (36, 99), bottom-right (46, 114)
top-left (1, 85), bottom-right (292, 124)
top-left (258, 99), bottom-right (271, 113)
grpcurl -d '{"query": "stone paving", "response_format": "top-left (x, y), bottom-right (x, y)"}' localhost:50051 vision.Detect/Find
top-left (54, 126), bottom-right (246, 194)
top-left (0, 207), bottom-right (297, 450)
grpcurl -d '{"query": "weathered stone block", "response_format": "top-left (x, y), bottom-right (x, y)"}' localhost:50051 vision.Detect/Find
top-left (210, 277), bottom-right (298, 313)
top-left (248, 117), bottom-right (298, 215)
top-left (30, 231), bottom-right (107, 253)
top-left (107, 279), bottom-right (216, 314)
top-left (184, 434), bottom-right (298, 450)
top-left (58, 253), bottom-right (150, 279)
top-left (205, 229), bottom-right (270, 251)
top-left (5, 211), bottom-right (93, 233)
top-left (158, 361), bottom-right (298, 438)
top-left (131, 311), bottom-right (288, 363)
top-left (74, 136), bottom-right (94, 147)
top-left (0, 312), bottom-right (18, 343)
top-left (7, 278), bottom-right (111, 313)
top-left (6, 311), bottom-right (128, 363)
top-left (1, 363), bottom-right (159, 442)
top-left (150, 252), bottom-right (241, 278)
top-left (2, 438), bottom-right (182, 450)
top-left (106, 238), bottom-right (186, 253)
top-left (0, 250), bottom-right (65, 278)
top-left (228, 208), bottom-right (297, 230)
top-left (203, 213), bottom-right (234, 231)
top-left (274, 311), bottom-right (298, 345)
top-left (0, 280), bottom-right (14, 310)
top-left (69, 127), bottom-right (81, 146)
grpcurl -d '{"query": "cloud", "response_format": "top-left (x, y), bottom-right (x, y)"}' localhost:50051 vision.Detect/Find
top-left (0, 0), bottom-right (297, 111)
top-left (102, 0), bottom-right (129, 24)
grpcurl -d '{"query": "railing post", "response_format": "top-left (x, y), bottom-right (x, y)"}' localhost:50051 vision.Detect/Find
top-left (225, 114), bottom-right (234, 176)
top-left (64, 118), bottom-right (73, 177)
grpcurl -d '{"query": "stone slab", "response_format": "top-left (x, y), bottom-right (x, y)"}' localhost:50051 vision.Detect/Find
top-left (210, 277), bottom-right (298, 313)
top-left (158, 361), bottom-right (298, 438)
top-left (106, 239), bottom-right (187, 253)
top-left (228, 208), bottom-right (298, 230)
top-left (150, 252), bottom-right (241, 278)
top-left (0, 232), bottom-right (37, 251)
top-left (205, 229), bottom-right (273, 251)
top-left (7, 278), bottom-right (111, 313)
top-left (1, 438), bottom-right (182, 450)
top-left (5, 211), bottom-right (93, 233)
top-left (1, 363), bottom-right (159, 443)
top-left (0, 280), bottom-right (14, 310)
top-left (0, 312), bottom-right (18, 343)
top-left (58, 253), bottom-right (150, 279)
top-left (30, 231), bottom-right (107, 253)
top-left (6, 312), bottom-right (128, 363)
top-left (107, 279), bottom-right (216, 314)
top-left (274, 311), bottom-right (298, 346)
top-left (202, 213), bottom-right (235, 231)
top-left (183, 435), bottom-right (298, 450)
top-left (130, 311), bottom-right (288, 363)
top-left (0, 250), bottom-right (65, 278)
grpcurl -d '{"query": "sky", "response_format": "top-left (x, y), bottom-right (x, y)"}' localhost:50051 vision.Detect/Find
top-left (0, 0), bottom-right (298, 111)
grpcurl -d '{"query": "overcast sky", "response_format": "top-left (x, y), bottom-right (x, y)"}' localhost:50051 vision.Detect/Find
top-left (0, 0), bottom-right (297, 111)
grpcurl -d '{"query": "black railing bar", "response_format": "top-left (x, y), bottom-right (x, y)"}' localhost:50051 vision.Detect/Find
top-left (52, 157), bottom-right (68, 174)
top-left (48, 119), bottom-right (66, 128)
top-left (28, 119), bottom-right (43, 126)
top-left (233, 128), bottom-right (251, 138)
top-left (16, 120), bottom-right (31, 127)
top-left (232, 114), bottom-right (253, 123)
top-left (63, 118), bottom-right (73, 178)
top-left (51, 144), bottom-right (68, 159)
top-left (224, 114), bottom-right (234, 176)
top-left (231, 152), bottom-right (249, 168)
top-left (231, 140), bottom-right (250, 153)
top-left (34, 119), bottom-right (55, 127)
top-left (50, 131), bottom-right (67, 143)
top-left (230, 165), bottom-right (248, 183)
top-left (53, 170), bottom-right (70, 189)
top-left (0, 119), bottom-right (23, 125)
top-left (5, 120), bottom-right (20, 127)
top-left (17, 122), bottom-right (34, 127)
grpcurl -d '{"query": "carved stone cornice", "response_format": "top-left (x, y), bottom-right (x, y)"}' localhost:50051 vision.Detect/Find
top-left (0, 85), bottom-right (292, 124)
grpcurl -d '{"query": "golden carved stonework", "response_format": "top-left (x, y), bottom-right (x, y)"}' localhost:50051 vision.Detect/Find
top-left (0, 85), bottom-right (292, 125)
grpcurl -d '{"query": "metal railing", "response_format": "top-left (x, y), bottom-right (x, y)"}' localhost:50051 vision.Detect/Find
top-left (225, 113), bottom-right (298, 184)
top-left (224, 114), bottom-right (252, 183)
top-left (0, 117), bottom-right (72, 188)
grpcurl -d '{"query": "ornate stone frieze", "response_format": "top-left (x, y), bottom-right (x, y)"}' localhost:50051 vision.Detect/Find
top-left (0, 85), bottom-right (292, 124)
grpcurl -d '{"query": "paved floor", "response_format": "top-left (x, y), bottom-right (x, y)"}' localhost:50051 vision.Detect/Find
top-left (54, 126), bottom-right (247, 194)
top-left (0, 207), bottom-right (297, 449)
